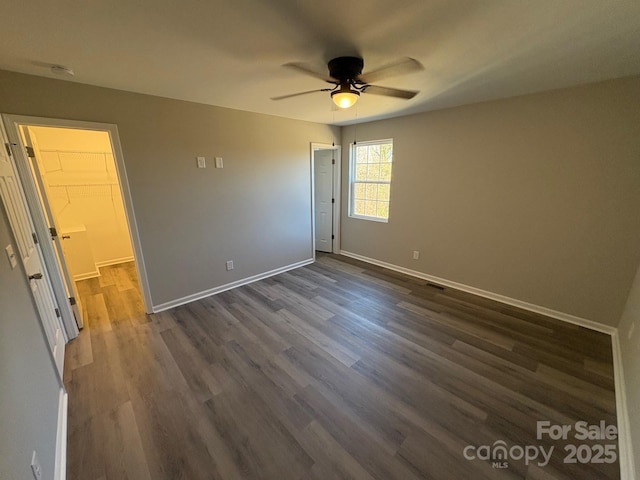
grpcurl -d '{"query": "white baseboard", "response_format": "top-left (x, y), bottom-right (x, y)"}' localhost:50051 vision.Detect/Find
top-left (72, 257), bottom-right (136, 281)
top-left (612, 331), bottom-right (636, 480)
top-left (152, 258), bottom-right (314, 313)
top-left (54, 387), bottom-right (68, 480)
top-left (95, 256), bottom-right (135, 268)
top-left (73, 270), bottom-right (100, 282)
top-left (339, 250), bottom-right (615, 335)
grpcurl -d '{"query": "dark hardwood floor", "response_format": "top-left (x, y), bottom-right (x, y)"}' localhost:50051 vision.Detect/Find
top-left (64, 255), bottom-right (619, 480)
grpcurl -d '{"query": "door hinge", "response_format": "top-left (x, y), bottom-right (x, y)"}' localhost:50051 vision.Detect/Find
top-left (4, 142), bottom-right (11, 157)
top-left (69, 296), bottom-right (77, 306)
top-left (25, 146), bottom-right (35, 158)
top-left (331, 198), bottom-right (335, 204)
top-left (49, 227), bottom-right (58, 238)
top-left (332, 158), bottom-right (335, 165)
top-left (331, 235), bottom-right (335, 239)
top-left (32, 232), bottom-right (39, 244)
top-left (55, 308), bottom-right (61, 318)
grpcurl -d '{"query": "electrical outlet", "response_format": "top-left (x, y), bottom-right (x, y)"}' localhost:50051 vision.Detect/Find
top-left (31, 451), bottom-right (42, 480)
top-left (196, 156), bottom-right (206, 168)
top-left (629, 322), bottom-right (635, 340)
top-left (412, 250), bottom-right (420, 260)
top-left (226, 260), bottom-right (234, 271)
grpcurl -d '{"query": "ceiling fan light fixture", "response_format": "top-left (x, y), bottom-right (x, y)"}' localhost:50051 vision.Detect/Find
top-left (331, 85), bottom-right (360, 109)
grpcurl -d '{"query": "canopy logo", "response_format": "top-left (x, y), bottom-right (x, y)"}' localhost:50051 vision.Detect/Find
top-left (463, 420), bottom-right (618, 469)
top-left (463, 440), bottom-right (553, 468)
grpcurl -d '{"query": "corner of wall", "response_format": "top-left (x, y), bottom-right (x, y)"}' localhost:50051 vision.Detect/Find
top-left (611, 329), bottom-right (637, 480)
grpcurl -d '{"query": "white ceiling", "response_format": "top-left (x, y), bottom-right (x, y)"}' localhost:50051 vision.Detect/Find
top-left (2, 0), bottom-right (640, 125)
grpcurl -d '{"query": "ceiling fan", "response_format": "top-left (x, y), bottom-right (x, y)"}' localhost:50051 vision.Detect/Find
top-left (272, 56), bottom-right (422, 109)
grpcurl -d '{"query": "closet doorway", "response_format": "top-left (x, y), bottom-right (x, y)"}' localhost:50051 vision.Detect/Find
top-left (3, 115), bottom-right (152, 335)
top-left (27, 126), bottom-right (134, 328)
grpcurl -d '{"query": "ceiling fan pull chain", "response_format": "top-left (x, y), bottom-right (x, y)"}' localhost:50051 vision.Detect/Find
top-left (354, 105), bottom-right (358, 145)
top-left (333, 109), bottom-right (335, 145)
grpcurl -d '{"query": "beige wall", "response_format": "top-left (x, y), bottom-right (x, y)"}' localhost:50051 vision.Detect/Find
top-left (0, 70), bottom-right (338, 307)
top-left (1, 69), bottom-right (637, 322)
top-left (0, 203), bottom-right (61, 480)
top-left (618, 263), bottom-right (640, 478)
top-left (341, 76), bottom-right (640, 326)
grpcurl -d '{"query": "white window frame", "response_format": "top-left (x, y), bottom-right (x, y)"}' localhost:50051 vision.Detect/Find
top-left (348, 139), bottom-right (393, 223)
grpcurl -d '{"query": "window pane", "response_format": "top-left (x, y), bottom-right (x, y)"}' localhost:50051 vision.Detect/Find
top-left (354, 199), bottom-right (365, 216)
top-left (377, 202), bottom-right (389, 219)
top-left (378, 184), bottom-right (390, 201)
top-left (366, 164), bottom-right (380, 181)
top-left (356, 146), bottom-right (367, 164)
top-left (365, 184), bottom-right (377, 200)
top-left (380, 163), bottom-right (392, 181)
top-left (355, 164), bottom-right (367, 181)
top-left (369, 145), bottom-right (381, 163)
top-left (354, 183), bottom-right (366, 199)
top-left (364, 201), bottom-right (377, 217)
top-left (380, 144), bottom-right (393, 162)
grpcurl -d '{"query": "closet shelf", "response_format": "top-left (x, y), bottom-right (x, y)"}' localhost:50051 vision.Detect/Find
top-left (38, 149), bottom-right (121, 201)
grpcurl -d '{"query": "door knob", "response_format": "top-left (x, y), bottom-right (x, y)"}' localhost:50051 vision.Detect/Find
top-left (62, 235), bottom-right (71, 240)
top-left (28, 273), bottom-right (43, 280)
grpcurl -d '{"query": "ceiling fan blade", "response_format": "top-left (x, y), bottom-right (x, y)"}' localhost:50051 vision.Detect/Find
top-left (283, 62), bottom-right (336, 83)
top-left (357, 57), bottom-right (423, 84)
top-left (362, 85), bottom-right (418, 99)
top-left (271, 88), bottom-right (332, 101)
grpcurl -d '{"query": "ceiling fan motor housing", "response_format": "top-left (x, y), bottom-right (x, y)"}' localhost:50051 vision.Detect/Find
top-left (328, 57), bottom-right (364, 82)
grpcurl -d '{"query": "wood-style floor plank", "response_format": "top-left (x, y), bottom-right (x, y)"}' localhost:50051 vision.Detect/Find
top-left (64, 256), bottom-right (620, 480)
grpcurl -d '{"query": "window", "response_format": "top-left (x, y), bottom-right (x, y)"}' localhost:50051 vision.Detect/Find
top-left (349, 139), bottom-right (393, 222)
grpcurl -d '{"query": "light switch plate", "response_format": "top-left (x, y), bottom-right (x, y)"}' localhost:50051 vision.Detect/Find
top-left (215, 157), bottom-right (223, 169)
top-left (196, 156), bottom-right (206, 168)
top-left (5, 244), bottom-right (17, 269)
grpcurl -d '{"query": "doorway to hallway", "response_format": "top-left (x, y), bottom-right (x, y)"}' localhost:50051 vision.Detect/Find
top-left (312, 143), bottom-right (341, 255)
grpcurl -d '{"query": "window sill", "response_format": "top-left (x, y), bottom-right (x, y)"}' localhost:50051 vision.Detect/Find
top-left (348, 214), bottom-right (389, 224)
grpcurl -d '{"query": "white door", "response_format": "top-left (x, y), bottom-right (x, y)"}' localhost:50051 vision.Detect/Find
top-left (21, 127), bottom-right (85, 329)
top-left (0, 123), bottom-right (65, 375)
top-left (314, 149), bottom-right (333, 253)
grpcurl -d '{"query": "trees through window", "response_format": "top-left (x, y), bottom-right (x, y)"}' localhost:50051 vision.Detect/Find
top-left (349, 140), bottom-right (393, 222)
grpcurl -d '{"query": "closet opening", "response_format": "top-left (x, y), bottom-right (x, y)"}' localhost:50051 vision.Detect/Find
top-left (2, 115), bottom-right (153, 334)
top-left (23, 125), bottom-right (139, 328)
